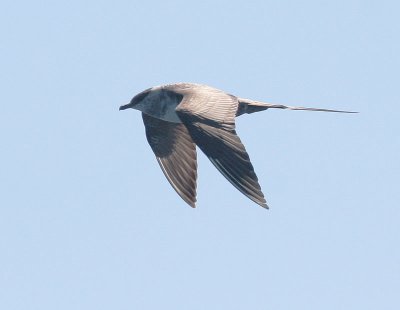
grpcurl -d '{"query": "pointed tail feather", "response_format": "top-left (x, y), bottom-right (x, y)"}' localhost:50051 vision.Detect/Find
top-left (237, 98), bottom-right (358, 115)
top-left (265, 104), bottom-right (358, 113)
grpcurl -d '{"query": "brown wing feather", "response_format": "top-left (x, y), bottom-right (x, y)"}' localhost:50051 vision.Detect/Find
top-left (175, 85), bottom-right (238, 128)
top-left (142, 113), bottom-right (198, 207)
top-left (175, 88), bottom-right (268, 208)
top-left (178, 118), bottom-right (268, 209)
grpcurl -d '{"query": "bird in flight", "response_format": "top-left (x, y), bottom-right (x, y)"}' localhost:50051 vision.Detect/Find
top-left (120, 83), bottom-right (356, 209)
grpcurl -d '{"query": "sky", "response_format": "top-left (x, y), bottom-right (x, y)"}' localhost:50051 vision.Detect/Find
top-left (1, 0), bottom-right (399, 309)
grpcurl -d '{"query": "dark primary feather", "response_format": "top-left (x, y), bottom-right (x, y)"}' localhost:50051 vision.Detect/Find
top-left (175, 88), bottom-right (268, 208)
top-left (142, 113), bottom-right (198, 207)
top-left (179, 117), bottom-right (268, 208)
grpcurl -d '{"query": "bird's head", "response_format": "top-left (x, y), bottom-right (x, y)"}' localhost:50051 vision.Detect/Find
top-left (119, 87), bottom-right (153, 111)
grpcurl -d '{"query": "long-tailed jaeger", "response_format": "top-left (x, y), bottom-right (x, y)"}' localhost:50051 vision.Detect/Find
top-left (120, 83), bottom-right (356, 209)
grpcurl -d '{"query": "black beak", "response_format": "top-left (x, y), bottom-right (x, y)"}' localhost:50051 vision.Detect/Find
top-left (119, 103), bottom-right (132, 111)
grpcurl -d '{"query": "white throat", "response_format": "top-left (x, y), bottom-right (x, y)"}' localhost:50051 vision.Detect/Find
top-left (135, 89), bottom-right (182, 123)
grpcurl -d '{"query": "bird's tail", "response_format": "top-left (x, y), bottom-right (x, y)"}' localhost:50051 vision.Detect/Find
top-left (236, 98), bottom-right (358, 116)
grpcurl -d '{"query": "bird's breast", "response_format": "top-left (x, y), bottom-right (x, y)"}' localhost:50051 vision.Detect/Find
top-left (140, 89), bottom-right (183, 123)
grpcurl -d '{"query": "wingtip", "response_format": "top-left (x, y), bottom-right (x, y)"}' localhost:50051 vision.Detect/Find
top-left (186, 200), bottom-right (196, 208)
top-left (255, 198), bottom-right (269, 209)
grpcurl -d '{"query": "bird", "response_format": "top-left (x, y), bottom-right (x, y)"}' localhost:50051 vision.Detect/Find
top-left (120, 83), bottom-right (356, 209)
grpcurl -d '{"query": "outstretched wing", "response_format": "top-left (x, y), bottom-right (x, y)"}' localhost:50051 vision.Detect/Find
top-left (142, 113), bottom-right (198, 207)
top-left (176, 88), bottom-right (268, 208)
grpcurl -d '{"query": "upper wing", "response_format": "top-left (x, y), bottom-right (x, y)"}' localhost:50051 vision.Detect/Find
top-left (175, 86), bottom-right (238, 130)
top-left (176, 90), bottom-right (268, 208)
top-left (142, 113), bottom-right (198, 207)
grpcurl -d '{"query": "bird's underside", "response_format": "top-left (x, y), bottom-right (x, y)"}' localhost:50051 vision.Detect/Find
top-left (121, 83), bottom-right (357, 209)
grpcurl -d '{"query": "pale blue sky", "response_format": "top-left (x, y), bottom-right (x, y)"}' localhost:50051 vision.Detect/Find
top-left (1, 0), bottom-right (399, 309)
